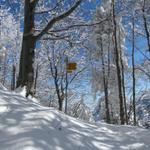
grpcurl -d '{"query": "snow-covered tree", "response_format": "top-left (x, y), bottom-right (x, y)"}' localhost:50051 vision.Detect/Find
top-left (0, 7), bottom-right (22, 88)
top-left (91, 0), bottom-right (129, 124)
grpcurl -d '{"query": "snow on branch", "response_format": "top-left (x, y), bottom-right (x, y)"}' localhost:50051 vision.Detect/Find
top-left (35, 0), bottom-right (82, 40)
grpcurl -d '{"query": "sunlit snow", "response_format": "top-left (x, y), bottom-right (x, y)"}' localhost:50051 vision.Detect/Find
top-left (0, 86), bottom-right (150, 150)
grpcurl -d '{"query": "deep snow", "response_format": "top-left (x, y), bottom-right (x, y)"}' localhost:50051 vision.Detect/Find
top-left (0, 86), bottom-right (150, 150)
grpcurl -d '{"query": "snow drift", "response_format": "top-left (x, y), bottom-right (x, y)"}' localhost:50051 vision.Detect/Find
top-left (0, 87), bottom-right (150, 150)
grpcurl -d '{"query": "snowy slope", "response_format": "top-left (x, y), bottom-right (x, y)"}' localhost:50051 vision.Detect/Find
top-left (0, 87), bottom-right (150, 150)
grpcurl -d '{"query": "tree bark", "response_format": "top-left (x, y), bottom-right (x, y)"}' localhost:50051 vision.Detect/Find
top-left (55, 79), bottom-right (63, 111)
top-left (65, 57), bottom-right (68, 114)
top-left (2, 49), bottom-right (7, 86)
top-left (17, 0), bottom-right (36, 96)
top-left (118, 29), bottom-right (128, 124)
top-left (142, 0), bottom-right (150, 53)
top-left (33, 64), bottom-right (39, 95)
top-left (100, 37), bottom-right (110, 124)
top-left (112, 0), bottom-right (125, 125)
top-left (120, 52), bottom-right (128, 124)
top-left (11, 65), bottom-right (16, 90)
top-left (132, 17), bottom-right (136, 126)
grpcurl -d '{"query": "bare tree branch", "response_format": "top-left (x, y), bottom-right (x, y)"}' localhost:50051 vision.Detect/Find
top-left (69, 67), bottom-right (86, 84)
top-left (135, 67), bottom-right (150, 79)
top-left (35, 0), bottom-right (82, 40)
top-left (49, 18), bottom-right (109, 33)
top-left (41, 35), bottom-right (69, 41)
top-left (35, 0), bottom-right (64, 14)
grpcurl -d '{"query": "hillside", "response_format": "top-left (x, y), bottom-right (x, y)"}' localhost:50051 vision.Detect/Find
top-left (0, 87), bottom-right (150, 150)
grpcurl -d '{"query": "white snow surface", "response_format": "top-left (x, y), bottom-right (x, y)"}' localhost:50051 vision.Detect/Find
top-left (0, 88), bottom-right (150, 150)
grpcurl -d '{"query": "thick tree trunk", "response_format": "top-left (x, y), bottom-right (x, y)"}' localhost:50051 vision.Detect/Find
top-left (17, 0), bottom-right (36, 96)
top-left (58, 99), bottom-right (63, 111)
top-left (112, 0), bottom-right (125, 125)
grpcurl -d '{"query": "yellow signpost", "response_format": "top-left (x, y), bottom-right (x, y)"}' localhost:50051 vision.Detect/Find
top-left (65, 60), bottom-right (77, 114)
top-left (66, 62), bottom-right (77, 73)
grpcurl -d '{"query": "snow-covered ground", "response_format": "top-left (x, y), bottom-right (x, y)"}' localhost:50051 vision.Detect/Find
top-left (0, 86), bottom-right (150, 150)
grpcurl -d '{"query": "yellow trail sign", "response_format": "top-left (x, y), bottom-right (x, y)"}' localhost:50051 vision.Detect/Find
top-left (66, 63), bottom-right (77, 71)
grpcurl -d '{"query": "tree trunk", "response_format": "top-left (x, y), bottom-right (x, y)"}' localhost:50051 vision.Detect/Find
top-left (2, 49), bottom-right (7, 86)
top-left (58, 98), bottom-right (63, 111)
top-left (100, 37), bottom-right (110, 124)
top-left (54, 78), bottom-right (63, 111)
top-left (17, 0), bottom-right (36, 96)
top-left (120, 52), bottom-right (128, 124)
top-left (33, 64), bottom-right (39, 95)
top-left (11, 65), bottom-right (16, 90)
top-left (112, 0), bottom-right (124, 125)
top-left (57, 89), bottom-right (63, 111)
top-left (119, 29), bottom-right (128, 124)
top-left (65, 57), bottom-right (68, 114)
top-left (142, 0), bottom-right (150, 53)
top-left (132, 17), bottom-right (136, 126)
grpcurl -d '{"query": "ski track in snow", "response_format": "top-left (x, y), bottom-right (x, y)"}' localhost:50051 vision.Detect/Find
top-left (0, 87), bottom-right (150, 150)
